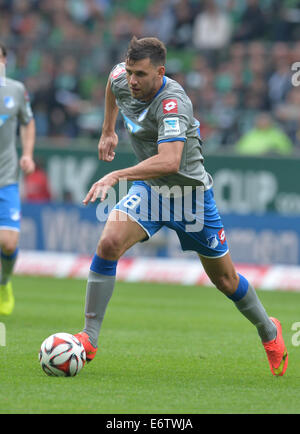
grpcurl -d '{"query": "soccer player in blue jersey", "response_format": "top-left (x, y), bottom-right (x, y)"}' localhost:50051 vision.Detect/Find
top-left (76, 37), bottom-right (288, 376)
top-left (0, 42), bottom-right (36, 315)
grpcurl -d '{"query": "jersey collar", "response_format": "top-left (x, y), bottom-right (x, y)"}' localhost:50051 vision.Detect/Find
top-left (153, 76), bottom-right (166, 100)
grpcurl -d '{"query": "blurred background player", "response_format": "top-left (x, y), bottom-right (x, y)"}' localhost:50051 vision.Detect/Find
top-left (0, 42), bottom-right (36, 315)
top-left (75, 36), bottom-right (288, 377)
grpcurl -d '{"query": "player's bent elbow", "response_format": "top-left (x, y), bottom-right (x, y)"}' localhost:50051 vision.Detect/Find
top-left (168, 159), bottom-right (181, 174)
top-left (161, 156), bottom-right (180, 174)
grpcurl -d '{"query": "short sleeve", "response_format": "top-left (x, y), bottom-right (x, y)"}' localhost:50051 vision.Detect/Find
top-left (18, 83), bottom-right (33, 125)
top-left (109, 63), bottom-right (126, 94)
top-left (156, 97), bottom-right (188, 144)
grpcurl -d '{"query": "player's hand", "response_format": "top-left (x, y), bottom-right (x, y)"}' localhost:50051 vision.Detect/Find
top-left (83, 171), bottom-right (119, 205)
top-left (98, 132), bottom-right (118, 162)
top-left (20, 155), bottom-right (35, 175)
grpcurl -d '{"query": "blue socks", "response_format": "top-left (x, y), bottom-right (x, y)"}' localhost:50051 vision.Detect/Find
top-left (90, 254), bottom-right (118, 276)
top-left (228, 273), bottom-right (249, 301)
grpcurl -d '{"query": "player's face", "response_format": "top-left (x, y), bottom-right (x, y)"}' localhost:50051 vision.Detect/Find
top-left (125, 58), bottom-right (165, 102)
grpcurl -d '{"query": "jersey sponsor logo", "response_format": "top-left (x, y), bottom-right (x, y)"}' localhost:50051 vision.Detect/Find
top-left (218, 228), bottom-right (226, 245)
top-left (111, 65), bottom-right (126, 80)
top-left (163, 117), bottom-right (180, 135)
top-left (4, 96), bottom-right (15, 109)
top-left (163, 99), bottom-right (178, 114)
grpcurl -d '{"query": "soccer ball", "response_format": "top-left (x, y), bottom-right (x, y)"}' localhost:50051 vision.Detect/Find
top-left (39, 332), bottom-right (86, 377)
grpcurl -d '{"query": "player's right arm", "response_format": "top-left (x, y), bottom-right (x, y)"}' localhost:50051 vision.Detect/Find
top-left (98, 78), bottom-right (119, 162)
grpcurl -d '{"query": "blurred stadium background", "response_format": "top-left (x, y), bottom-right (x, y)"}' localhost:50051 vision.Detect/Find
top-left (1, 0), bottom-right (300, 290)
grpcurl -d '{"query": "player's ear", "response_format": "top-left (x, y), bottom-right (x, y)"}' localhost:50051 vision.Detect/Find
top-left (158, 65), bottom-right (165, 77)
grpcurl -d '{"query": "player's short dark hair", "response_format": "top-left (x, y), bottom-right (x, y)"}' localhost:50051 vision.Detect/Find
top-left (0, 42), bottom-right (7, 57)
top-left (126, 36), bottom-right (166, 66)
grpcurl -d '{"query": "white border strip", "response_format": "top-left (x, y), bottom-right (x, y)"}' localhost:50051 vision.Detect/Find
top-left (13, 250), bottom-right (300, 292)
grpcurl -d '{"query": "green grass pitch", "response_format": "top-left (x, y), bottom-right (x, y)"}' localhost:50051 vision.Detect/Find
top-left (0, 275), bottom-right (300, 414)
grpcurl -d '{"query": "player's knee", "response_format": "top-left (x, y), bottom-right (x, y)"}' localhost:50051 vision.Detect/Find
top-left (212, 273), bottom-right (239, 296)
top-left (97, 235), bottom-right (123, 260)
top-left (0, 238), bottom-right (18, 255)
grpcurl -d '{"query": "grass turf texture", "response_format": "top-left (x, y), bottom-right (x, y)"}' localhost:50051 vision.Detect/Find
top-left (0, 275), bottom-right (300, 414)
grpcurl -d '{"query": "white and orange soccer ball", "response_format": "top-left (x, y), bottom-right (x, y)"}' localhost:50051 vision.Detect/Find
top-left (39, 333), bottom-right (86, 377)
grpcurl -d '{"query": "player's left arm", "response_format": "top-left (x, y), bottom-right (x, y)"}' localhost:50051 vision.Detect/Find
top-left (83, 140), bottom-right (184, 204)
top-left (20, 118), bottom-right (36, 175)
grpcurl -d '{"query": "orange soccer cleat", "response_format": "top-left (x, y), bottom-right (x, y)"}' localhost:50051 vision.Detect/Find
top-left (74, 332), bottom-right (98, 363)
top-left (263, 317), bottom-right (288, 376)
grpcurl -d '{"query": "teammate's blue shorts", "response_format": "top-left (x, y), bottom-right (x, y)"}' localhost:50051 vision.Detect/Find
top-left (0, 183), bottom-right (21, 232)
top-left (114, 181), bottom-right (228, 258)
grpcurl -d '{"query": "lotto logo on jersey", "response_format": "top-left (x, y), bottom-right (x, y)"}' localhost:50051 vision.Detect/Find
top-left (163, 99), bottom-right (178, 114)
top-left (218, 228), bottom-right (226, 245)
top-left (111, 65), bottom-right (126, 80)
